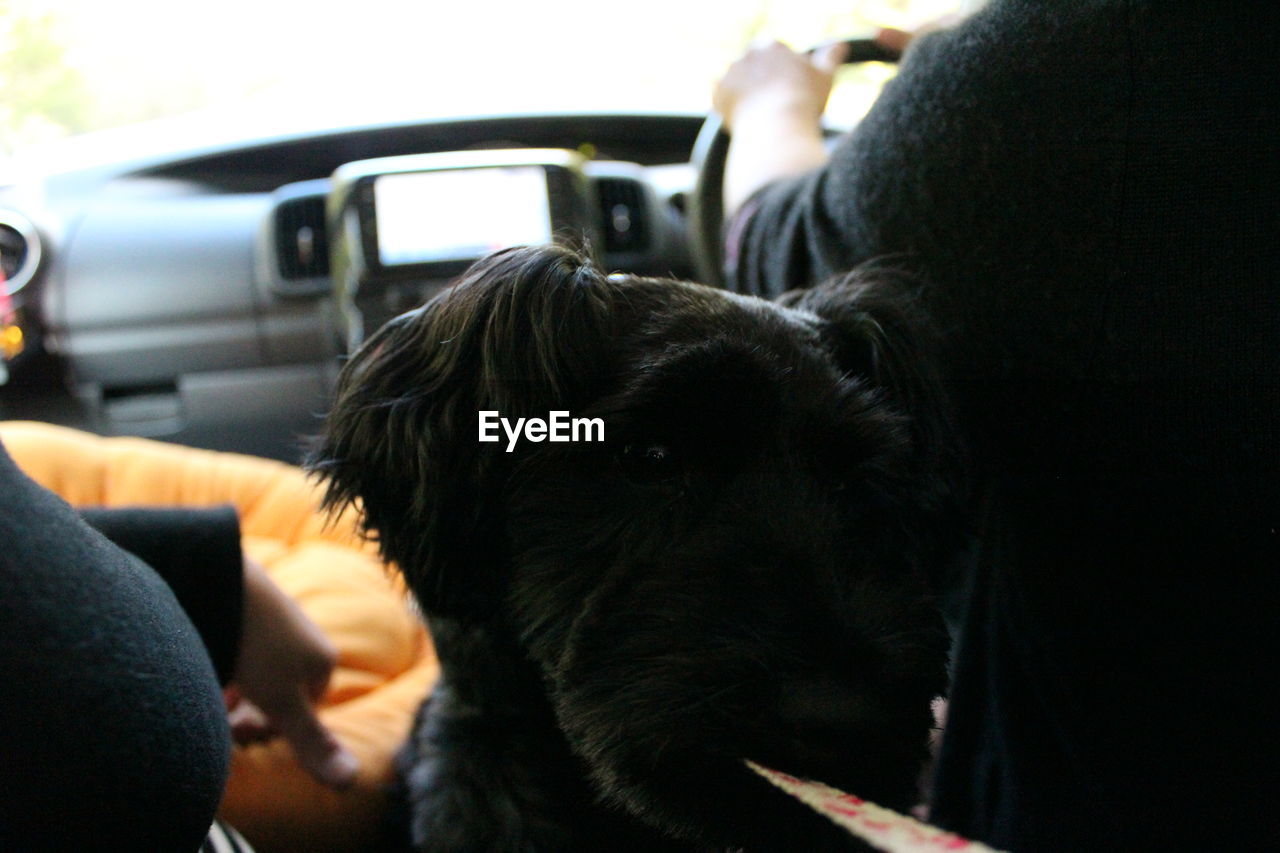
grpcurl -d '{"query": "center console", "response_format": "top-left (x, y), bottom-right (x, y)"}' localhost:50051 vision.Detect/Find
top-left (327, 149), bottom-right (598, 350)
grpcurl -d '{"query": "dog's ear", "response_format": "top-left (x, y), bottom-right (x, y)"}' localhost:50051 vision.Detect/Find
top-left (309, 245), bottom-right (621, 618)
top-left (778, 266), bottom-right (963, 508)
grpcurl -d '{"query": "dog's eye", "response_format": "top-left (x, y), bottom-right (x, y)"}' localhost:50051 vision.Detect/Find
top-left (619, 442), bottom-right (681, 484)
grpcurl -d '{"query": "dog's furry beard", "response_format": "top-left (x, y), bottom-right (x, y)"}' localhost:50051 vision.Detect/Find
top-left (311, 245), bottom-right (966, 852)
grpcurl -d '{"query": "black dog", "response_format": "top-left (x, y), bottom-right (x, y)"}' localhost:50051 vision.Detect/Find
top-left (311, 245), bottom-right (965, 852)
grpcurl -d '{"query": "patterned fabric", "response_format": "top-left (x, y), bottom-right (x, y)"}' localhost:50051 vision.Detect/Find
top-left (748, 763), bottom-right (1003, 853)
top-left (203, 821), bottom-right (255, 853)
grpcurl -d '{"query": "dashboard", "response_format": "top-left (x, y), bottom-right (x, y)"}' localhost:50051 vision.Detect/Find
top-left (0, 113), bottom-right (705, 461)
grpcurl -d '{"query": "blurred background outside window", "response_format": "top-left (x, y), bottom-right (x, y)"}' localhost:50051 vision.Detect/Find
top-left (1, 0), bottom-right (978, 177)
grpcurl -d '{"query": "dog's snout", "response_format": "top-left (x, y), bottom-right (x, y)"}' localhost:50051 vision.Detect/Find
top-left (776, 679), bottom-right (872, 729)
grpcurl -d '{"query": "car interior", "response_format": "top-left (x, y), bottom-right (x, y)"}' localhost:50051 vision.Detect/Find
top-left (0, 3), bottom-right (980, 851)
top-left (0, 0), bottom-right (923, 462)
top-left (9, 1), bottom-right (1277, 851)
top-left (0, 113), bottom-right (715, 460)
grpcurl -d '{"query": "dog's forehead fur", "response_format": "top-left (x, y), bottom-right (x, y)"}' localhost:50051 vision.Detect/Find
top-left (618, 280), bottom-right (830, 378)
top-left (626, 275), bottom-right (822, 340)
top-left (603, 281), bottom-right (876, 437)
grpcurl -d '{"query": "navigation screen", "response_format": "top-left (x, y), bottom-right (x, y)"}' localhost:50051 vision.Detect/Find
top-left (373, 166), bottom-right (553, 266)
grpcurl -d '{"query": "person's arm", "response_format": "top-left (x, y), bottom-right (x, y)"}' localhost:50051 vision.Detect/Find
top-left (81, 505), bottom-right (245, 681)
top-left (0, 441), bottom-right (233, 849)
top-left (713, 21), bottom-right (969, 221)
top-left (82, 505), bottom-right (359, 790)
top-left (713, 17), bottom-right (1022, 299)
top-left (713, 40), bottom-right (848, 217)
top-left (80, 500), bottom-right (359, 787)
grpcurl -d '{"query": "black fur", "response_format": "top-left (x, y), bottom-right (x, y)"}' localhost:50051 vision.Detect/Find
top-left (310, 245), bottom-right (966, 852)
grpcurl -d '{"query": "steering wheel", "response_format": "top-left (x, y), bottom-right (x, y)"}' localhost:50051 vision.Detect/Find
top-left (687, 38), bottom-right (902, 289)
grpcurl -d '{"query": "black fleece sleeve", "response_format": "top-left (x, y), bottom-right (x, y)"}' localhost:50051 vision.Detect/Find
top-left (725, 0), bottom-right (1133, 318)
top-left (80, 505), bottom-right (245, 684)
top-left (0, 438), bottom-right (231, 850)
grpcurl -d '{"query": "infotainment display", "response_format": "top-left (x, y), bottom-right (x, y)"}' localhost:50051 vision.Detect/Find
top-left (372, 166), bottom-right (553, 267)
top-left (327, 149), bottom-right (596, 340)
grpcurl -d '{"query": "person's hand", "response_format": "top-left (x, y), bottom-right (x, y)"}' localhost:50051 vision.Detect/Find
top-left (226, 556), bottom-right (359, 790)
top-left (875, 13), bottom-right (968, 54)
top-left (713, 40), bottom-right (848, 215)
top-left (874, 27), bottom-right (915, 55)
top-left (713, 40), bottom-right (848, 133)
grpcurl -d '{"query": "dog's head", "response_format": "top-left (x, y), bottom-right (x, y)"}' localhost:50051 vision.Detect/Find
top-left (312, 245), bottom-right (964, 845)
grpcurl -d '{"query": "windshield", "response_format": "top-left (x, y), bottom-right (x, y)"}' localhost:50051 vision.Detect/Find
top-left (2, 0), bottom-right (972, 173)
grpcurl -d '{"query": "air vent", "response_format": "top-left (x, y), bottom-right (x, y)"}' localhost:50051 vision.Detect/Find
top-left (596, 177), bottom-right (650, 254)
top-left (0, 210), bottom-right (42, 296)
top-left (274, 195), bottom-right (330, 280)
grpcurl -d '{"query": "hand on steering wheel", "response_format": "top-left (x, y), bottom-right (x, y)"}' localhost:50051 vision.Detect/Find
top-left (689, 38), bottom-right (901, 289)
top-left (712, 40), bottom-right (849, 133)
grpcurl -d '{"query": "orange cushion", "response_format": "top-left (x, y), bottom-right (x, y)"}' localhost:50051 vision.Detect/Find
top-left (0, 421), bottom-right (438, 853)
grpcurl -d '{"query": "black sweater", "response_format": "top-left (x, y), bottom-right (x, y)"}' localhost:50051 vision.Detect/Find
top-left (0, 438), bottom-right (242, 851)
top-left (730, 2), bottom-right (1279, 850)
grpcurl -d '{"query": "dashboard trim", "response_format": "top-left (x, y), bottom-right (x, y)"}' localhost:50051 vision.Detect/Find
top-left (0, 208), bottom-right (43, 297)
